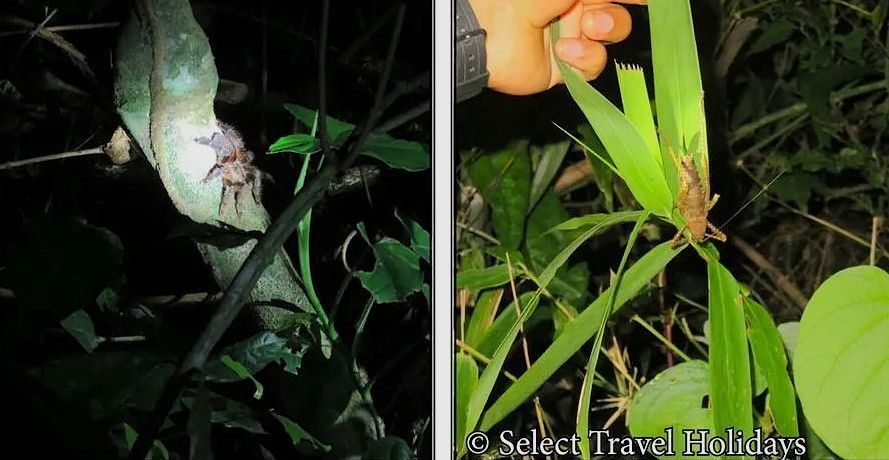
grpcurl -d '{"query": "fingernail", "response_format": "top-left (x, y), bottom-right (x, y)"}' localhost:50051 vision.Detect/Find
top-left (590, 11), bottom-right (614, 35)
top-left (559, 40), bottom-right (584, 59)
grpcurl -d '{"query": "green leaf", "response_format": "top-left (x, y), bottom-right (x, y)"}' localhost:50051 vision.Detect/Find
top-left (480, 243), bottom-right (683, 430)
top-left (552, 24), bottom-right (672, 216)
top-left (462, 294), bottom-right (540, 456)
top-left (395, 210), bottom-right (430, 261)
top-left (743, 298), bottom-right (799, 436)
top-left (794, 266), bottom-right (889, 459)
top-left (362, 135), bottom-right (430, 171)
top-left (8, 216), bottom-right (124, 315)
top-left (273, 413), bottom-right (331, 453)
top-left (467, 141), bottom-right (532, 249)
top-left (456, 353), bottom-right (480, 454)
top-left (220, 355), bottom-right (264, 399)
top-left (627, 360), bottom-right (714, 459)
top-left (577, 211), bottom-right (649, 459)
top-left (777, 322), bottom-right (799, 361)
top-left (204, 332), bottom-right (299, 382)
top-left (529, 141), bottom-right (570, 210)
top-left (267, 134), bottom-right (320, 155)
top-left (456, 265), bottom-right (510, 291)
top-left (356, 237), bottom-right (424, 303)
top-left (577, 124), bottom-right (615, 212)
top-left (60, 309), bottom-right (100, 352)
top-left (707, 261), bottom-right (753, 452)
top-left (549, 210), bottom-right (644, 233)
top-left (283, 103), bottom-right (429, 170)
top-left (284, 103), bottom-right (353, 146)
top-left (465, 289), bottom-right (502, 348)
top-left (649, 0), bottom-right (706, 197)
top-left (616, 64), bottom-right (661, 171)
top-left (476, 292), bottom-right (547, 357)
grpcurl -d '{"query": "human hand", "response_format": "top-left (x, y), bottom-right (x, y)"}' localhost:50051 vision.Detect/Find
top-left (468, 0), bottom-right (647, 95)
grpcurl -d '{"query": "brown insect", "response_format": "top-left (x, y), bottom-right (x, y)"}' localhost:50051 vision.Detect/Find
top-left (661, 130), bottom-right (727, 246)
top-left (197, 121), bottom-right (263, 218)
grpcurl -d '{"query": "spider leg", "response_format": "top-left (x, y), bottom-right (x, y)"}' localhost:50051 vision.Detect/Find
top-left (250, 171), bottom-right (263, 205)
top-left (219, 185), bottom-right (236, 216)
top-left (203, 164), bottom-right (222, 182)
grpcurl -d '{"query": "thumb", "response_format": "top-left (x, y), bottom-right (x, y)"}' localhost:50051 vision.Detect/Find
top-left (527, 0), bottom-right (578, 27)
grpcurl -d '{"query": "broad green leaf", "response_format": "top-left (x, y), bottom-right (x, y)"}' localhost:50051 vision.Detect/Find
top-left (362, 135), bottom-right (430, 171)
top-left (462, 295), bottom-right (540, 456)
top-left (284, 103), bottom-right (353, 146)
top-left (480, 242), bottom-right (683, 430)
top-left (616, 64), bottom-right (661, 170)
top-left (649, 0), bottom-right (706, 196)
top-left (395, 210), bottom-right (430, 261)
top-left (356, 237), bottom-right (424, 303)
top-left (456, 265), bottom-right (510, 291)
top-left (743, 298), bottom-right (799, 436)
top-left (707, 261), bottom-right (753, 455)
top-left (794, 266), bottom-right (889, 459)
top-left (578, 211), bottom-right (649, 459)
top-left (529, 141), bottom-right (570, 210)
top-left (204, 332), bottom-right (300, 382)
top-left (205, 392), bottom-right (266, 434)
top-left (777, 322), bottom-right (799, 360)
top-left (467, 141), bottom-right (532, 249)
top-left (273, 413), bottom-right (331, 453)
top-left (456, 353), bottom-right (480, 454)
top-left (115, 423), bottom-right (170, 460)
top-left (465, 289), bottom-right (502, 347)
top-left (283, 103), bottom-right (429, 170)
top-left (627, 360), bottom-right (714, 459)
top-left (267, 134), bottom-right (320, 155)
top-left (60, 309), bottom-right (100, 352)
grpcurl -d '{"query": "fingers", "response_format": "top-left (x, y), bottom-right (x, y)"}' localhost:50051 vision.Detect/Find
top-left (555, 38), bottom-right (608, 81)
top-left (528, 0), bottom-right (578, 26)
top-left (581, 3), bottom-right (634, 43)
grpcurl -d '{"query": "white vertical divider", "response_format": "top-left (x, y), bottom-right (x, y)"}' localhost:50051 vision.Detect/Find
top-left (432, 0), bottom-right (455, 457)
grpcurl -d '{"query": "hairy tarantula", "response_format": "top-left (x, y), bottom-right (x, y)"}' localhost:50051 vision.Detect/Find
top-left (196, 121), bottom-right (263, 217)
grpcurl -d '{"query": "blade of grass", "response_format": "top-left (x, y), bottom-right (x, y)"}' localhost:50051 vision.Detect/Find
top-left (577, 211), bottom-right (649, 459)
top-left (743, 297), bottom-right (799, 436)
top-left (616, 64), bottom-right (661, 170)
top-left (551, 22), bottom-right (672, 217)
top-left (708, 261), bottom-right (753, 458)
top-left (649, 0), bottom-right (705, 195)
top-left (480, 242), bottom-right (683, 430)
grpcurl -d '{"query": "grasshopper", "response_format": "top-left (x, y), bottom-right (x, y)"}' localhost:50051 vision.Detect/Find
top-left (660, 116), bottom-right (727, 247)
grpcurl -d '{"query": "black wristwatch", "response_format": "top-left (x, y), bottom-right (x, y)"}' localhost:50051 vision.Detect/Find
top-left (455, 0), bottom-right (489, 102)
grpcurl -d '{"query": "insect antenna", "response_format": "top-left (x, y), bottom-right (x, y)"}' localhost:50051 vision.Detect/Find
top-left (715, 168), bottom-right (787, 232)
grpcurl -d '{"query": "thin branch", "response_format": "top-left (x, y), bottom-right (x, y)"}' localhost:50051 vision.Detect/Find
top-left (374, 101), bottom-right (430, 134)
top-left (731, 236), bottom-right (808, 309)
top-left (0, 147), bottom-right (104, 170)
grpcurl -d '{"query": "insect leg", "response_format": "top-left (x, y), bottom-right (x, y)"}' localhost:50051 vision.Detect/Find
top-left (704, 222), bottom-right (727, 242)
top-left (707, 193), bottom-right (720, 211)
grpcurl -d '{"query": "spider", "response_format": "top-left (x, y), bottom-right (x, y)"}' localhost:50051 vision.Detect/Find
top-left (196, 121), bottom-right (263, 218)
